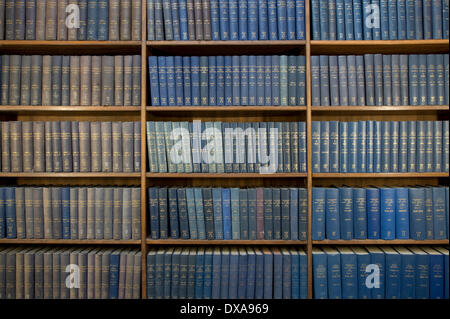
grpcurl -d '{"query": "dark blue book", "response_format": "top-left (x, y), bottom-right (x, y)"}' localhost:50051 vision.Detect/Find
top-left (193, 188), bottom-right (206, 239)
top-left (157, 56), bottom-right (168, 106)
top-left (191, 56), bottom-right (200, 106)
top-left (319, 55), bottom-right (330, 106)
top-left (417, 121), bottom-right (426, 172)
top-left (168, 188), bottom-right (179, 238)
top-left (320, 121), bottom-right (330, 172)
top-left (399, 121), bottom-right (408, 172)
top-left (61, 188), bottom-right (70, 239)
top-left (405, 0), bottom-right (416, 39)
top-left (353, 0), bottom-right (363, 40)
top-left (311, 0), bottom-right (320, 39)
top-left (185, 188), bottom-right (197, 239)
top-left (296, 0), bottom-right (305, 39)
top-left (409, 187), bottom-right (426, 240)
top-left (272, 248), bottom-right (282, 299)
top-left (148, 56), bottom-right (160, 106)
top-left (382, 247), bottom-right (401, 299)
top-left (263, 248), bottom-right (273, 298)
top-left (271, 55), bottom-right (280, 106)
top-left (381, 121), bottom-right (390, 172)
top-left (325, 188), bottom-right (340, 240)
top-left (224, 56), bottom-right (232, 105)
top-left (203, 248), bottom-right (213, 299)
top-left (277, 0), bottom-right (288, 39)
top-left (218, 0), bottom-right (229, 40)
top-left (199, 56), bottom-right (209, 106)
top-left (397, 0), bottom-right (407, 39)
top-left (353, 247), bottom-right (371, 299)
top-left (409, 247), bottom-right (429, 298)
top-left (241, 55), bottom-right (249, 105)
top-left (162, 0), bottom-right (173, 40)
top-left (0, 189), bottom-right (6, 237)
top-left (419, 54), bottom-right (428, 105)
top-left (433, 0), bottom-right (444, 39)
top-left (237, 248), bottom-right (248, 299)
top-left (194, 248), bottom-right (204, 299)
top-left (338, 247), bottom-right (358, 299)
top-left (182, 56), bottom-right (192, 105)
top-left (424, 247), bottom-right (445, 299)
top-left (443, 120), bottom-right (449, 172)
top-left (382, 55), bottom-right (392, 105)
top-left (364, 54), bottom-right (375, 105)
top-left (311, 56), bottom-right (320, 106)
top-left (339, 187), bottom-right (353, 240)
top-left (313, 248), bottom-right (327, 299)
top-left (288, 188), bottom-right (299, 240)
top-left (357, 121), bottom-right (367, 172)
top-left (258, 0), bottom-right (269, 39)
top-left (229, 0), bottom-right (239, 40)
top-left (380, 187), bottom-right (396, 240)
top-left (245, 247), bottom-right (256, 299)
top-left (238, 0), bottom-right (248, 40)
top-left (390, 121), bottom-right (399, 172)
top-left (158, 188), bottom-right (169, 239)
top-left (175, 56), bottom-right (184, 105)
top-left (339, 121), bottom-right (348, 173)
top-left (338, 56), bottom-right (348, 105)
top-left (219, 247), bottom-right (229, 298)
top-left (4, 188), bottom-right (16, 239)
top-left (388, 0), bottom-right (398, 39)
top-left (87, 0), bottom-right (99, 40)
top-left (176, 188), bottom-right (189, 239)
top-left (228, 248), bottom-right (239, 298)
top-left (268, 0), bottom-right (278, 39)
top-left (312, 188), bottom-right (325, 240)
top-left (311, 121), bottom-right (321, 172)
top-left (407, 121), bottom-right (417, 172)
top-left (362, 0), bottom-right (372, 39)
top-left (432, 187), bottom-right (446, 239)
top-left (319, 0), bottom-right (329, 39)
top-left (297, 55), bottom-right (306, 105)
top-left (408, 55), bottom-right (419, 105)
top-left (97, 0), bottom-right (109, 40)
top-left (367, 187), bottom-right (380, 239)
top-left (371, 0), bottom-right (381, 39)
top-left (187, 248), bottom-right (197, 298)
top-left (366, 121), bottom-right (374, 172)
top-left (178, 0), bottom-right (189, 40)
top-left (248, 0), bottom-right (258, 40)
top-left (353, 188), bottom-right (367, 239)
top-left (374, 54), bottom-right (384, 105)
top-left (336, 0), bottom-right (345, 40)
top-left (367, 246), bottom-right (385, 299)
top-left (221, 188), bottom-right (231, 240)
top-left (272, 188), bottom-right (281, 240)
top-left (108, 250), bottom-right (120, 299)
top-left (247, 189), bottom-right (257, 240)
top-left (211, 248), bottom-right (221, 298)
top-left (395, 247), bottom-right (415, 299)
top-left (381, 0), bottom-right (391, 39)
top-left (348, 122), bottom-right (357, 173)
top-left (166, 56), bottom-right (176, 106)
top-left (395, 187), bottom-right (410, 239)
top-left (344, 0), bottom-right (354, 39)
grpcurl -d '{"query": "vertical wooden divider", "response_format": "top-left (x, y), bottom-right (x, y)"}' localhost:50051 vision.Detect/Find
top-left (141, 0), bottom-right (148, 300)
top-left (305, 0), bottom-right (313, 300)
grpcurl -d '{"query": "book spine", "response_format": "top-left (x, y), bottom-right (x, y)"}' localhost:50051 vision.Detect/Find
top-left (131, 0), bottom-right (142, 40)
top-left (374, 54), bottom-right (383, 105)
top-left (395, 187), bottom-right (410, 239)
top-left (344, 0), bottom-right (354, 39)
top-left (193, 0), bottom-right (202, 40)
top-left (210, 0), bottom-right (220, 40)
top-left (338, 55), bottom-right (348, 105)
top-left (409, 188), bottom-right (426, 240)
top-left (325, 188), bottom-right (340, 239)
top-left (399, 121), bottom-right (408, 172)
top-left (348, 122), bottom-right (357, 173)
top-left (364, 54), bottom-right (375, 105)
top-left (20, 55), bottom-right (31, 106)
top-left (258, 0), bottom-right (268, 40)
top-left (90, 122), bottom-right (101, 172)
top-left (277, 0), bottom-right (287, 40)
top-left (268, 0), bottom-right (278, 40)
top-left (353, 0), bottom-right (363, 40)
top-left (397, 0), bottom-right (407, 39)
top-left (98, 0), bottom-right (109, 40)
top-left (312, 188), bottom-right (325, 240)
top-left (347, 55), bottom-right (357, 106)
top-left (202, 0), bottom-right (211, 40)
top-left (311, 0), bottom-right (320, 39)
top-left (286, 0), bottom-right (296, 40)
top-left (14, 0), bottom-right (26, 40)
top-left (25, 0), bottom-right (36, 40)
top-left (354, 188), bottom-right (367, 239)
top-left (340, 187), bottom-right (353, 239)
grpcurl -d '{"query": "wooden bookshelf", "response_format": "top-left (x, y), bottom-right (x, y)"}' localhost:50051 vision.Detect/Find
top-left (0, 0), bottom-right (449, 301)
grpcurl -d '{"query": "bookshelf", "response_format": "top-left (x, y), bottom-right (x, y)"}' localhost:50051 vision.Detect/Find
top-left (0, 0), bottom-right (449, 301)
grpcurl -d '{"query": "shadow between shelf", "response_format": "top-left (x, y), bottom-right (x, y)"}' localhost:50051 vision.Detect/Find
top-left (146, 173), bottom-right (308, 178)
top-left (0, 239), bottom-right (141, 245)
top-left (0, 106), bottom-right (142, 116)
top-left (146, 239), bottom-right (307, 245)
top-left (312, 173), bottom-right (449, 178)
top-left (313, 240), bottom-right (449, 245)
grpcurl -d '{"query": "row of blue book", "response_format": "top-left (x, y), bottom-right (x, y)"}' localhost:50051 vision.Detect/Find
top-left (146, 121), bottom-right (307, 173)
top-left (311, 54), bottom-right (450, 106)
top-left (312, 186), bottom-right (449, 241)
top-left (0, 246), bottom-right (142, 299)
top-left (312, 0), bottom-right (450, 40)
top-left (0, 121), bottom-right (141, 173)
top-left (0, 0), bottom-right (142, 41)
top-left (0, 186), bottom-right (141, 240)
top-left (311, 120), bottom-right (450, 173)
top-left (148, 55), bottom-right (306, 106)
top-left (148, 187), bottom-right (308, 240)
top-left (0, 55), bottom-right (142, 106)
top-left (147, 246), bottom-right (308, 299)
top-left (147, 0), bottom-right (306, 40)
top-left (313, 246), bottom-right (449, 299)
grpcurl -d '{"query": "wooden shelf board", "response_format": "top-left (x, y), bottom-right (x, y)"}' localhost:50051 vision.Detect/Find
top-left (310, 39), bottom-right (450, 54)
top-left (0, 173), bottom-right (141, 178)
top-left (313, 173), bottom-right (449, 178)
top-left (146, 239), bottom-right (307, 245)
top-left (313, 240), bottom-right (449, 245)
top-left (148, 40), bottom-right (306, 46)
top-left (311, 106), bottom-right (449, 112)
top-left (0, 239), bottom-right (141, 245)
top-left (147, 173), bottom-right (308, 178)
top-left (0, 41), bottom-right (142, 54)
top-left (0, 106), bottom-right (141, 113)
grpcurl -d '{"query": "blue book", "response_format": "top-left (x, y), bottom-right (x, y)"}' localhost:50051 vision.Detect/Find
top-left (238, 0), bottom-right (248, 40)
top-left (381, 0), bottom-right (392, 39)
top-left (373, 121), bottom-right (382, 172)
top-left (272, 188), bottom-right (281, 240)
top-left (239, 189), bottom-right (249, 240)
top-left (352, 247), bottom-right (371, 299)
top-left (319, 0), bottom-right (329, 39)
top-left (312, 188), bottom-right (325, 240)
top-left (339, 122), bottom-right (348, 173)
top-left (443, 0), bottom-right (449, 39)
top-left (182, 56), bottom-right (191, 105)
top-left (362, 0), bottom-right (373, 39)
top-left (185, 188), bottom-right (198, 239)
top-left (371, 0), bottom-right (381, 39)
top-left (432, 187), bottom-right (447, 239)
top-left (246, 249), bottom-right (256, 298)
top-left (194, 248), bottom-right (204, 299)
top-left (394, 247), bottom-right (415, 299)
top-left (405, 0), bottom-right (416, 39)
top-left (325, 188), bottom-right (340, 240)
top-left (417, 121), bottom-right (426, 172)
top-left (311, 56), bottom-right (320, 106)
top-left (353, 0), bottom-right (363, 40)
top-left (339, 187), bottom-right (353, 240)
top-left (409, 187), bottom-right (426, 240)
top-left (432, 0), bottom-right (443, 39)
top-left (380, 121), bottom-right (390, 172)
top-left (426, 55), bottom-right (437, 105)
top-left (61, 188), bottom-right (70, 239)
top-left (255, 56), bottom-right (264, 105)
top-left (247, 189), bottom-right (257, 240)
top-left (171, 0), bottom-right (181, 40)
top-left (224, 56), bottom-right (232, 105)
top-left (4, 188), bottom-right (16, 239)
top-left (237, 248), bottom-right (248, 298)
top-left (338, 56), bottom-right (348, 105)
top-left (219, 0), bottom-right (229, 40)
top-left (299, 122), bottom-right (307, 173)
top-left (296, 55), bottom-right (306, 106)
top-left (289, 188), bottom-right (299, 240)
top-left (203, 248), bottom-right (213, 299)
top-left (353, 188), bottom-right (367, 239)
top-left (290, 248), bottom-right (300, 299)
top-left (436, 54), bottom-right (445, 106)
top-left (210, 0), bottom-right (220, 40)
top-left (323, 247), bottom-right (341, 299)
top-left (382, 247), bottom-right (401, 299)
top-left (424, 247), bottom-right (445, 299)
top-left (240, 55), bottom-right (249, 105)
top-left (108, 250), bottom-right (120, 299)
top-left (364, 54), bottom-right (375, 106)
top-left (425, 187), bottom-right (434, 239)
top-left (311, 121), bottom-right (321, 172)
top-left (366, 121), bottom-right (374, 172)
top-left (191, 56), bottom-right (200, 106)
top-left (329, 121), bottom-right (339, 173)
top-left (366, 246), bottom-right (385, 299)
top-left (319, 55), bottom-right (330, 106)
top-left (254, 248), bottom-right (264, 298)
top-left (166, 56), bottom-right (176, 106)
top-left (258, 0), bottom-right (269, 39)
top-left (367, 187), bottom-right (380, 239)
top-left (178, 0), bottom-right (189, 40)
top-left (338, 247), bottom-right (358, 299)
top-left (220, 247), bottom-right (230, 298)
top-left (435, 247), bottom-right (449, 299)
top-left (263, 55), bottom-right (272, 105)
top-left (157, 56), bottom-right (168, 106)
top-left (211, 248), bottom-right (221, 298)
top-left (211, 188), bottom-right (223, 240)
top-left (380, 187), bottom-right (396, 240)
top-left (162, 0), bottom-right (173, 40)
top-left (423, 0), bottom-right (432, 39)
top-left (230, 188), bottom-right (240, 240)
top-left (398, 121), bottom-right (408, 172)
top-left (443, 120), bottom-right (449, 172)
top-left (87, 0), bottom-right (99, 40)
top-left (174, 56), bottom-right (184, 105)
top-left (248, 0), bottom-right (258, 40)
top-left (268, 0), bottom-right (278, 39)
top-left (320, 121), bottom-right (329, 172)
top-left (344, 0), bottom-right (354, 39)
top-left (382, 55), bottom-right (392, 105)
top-left (397, 0), bottom-right (407, 39)
top-left (374, 54), bottom-right (383, 105)
top-left (409, 247), bottom-right (430, 299)
top-left (280, 56), bottom-right (288, 106)
top-left (247, 56), bottom-right (257, 105)
top-left (229, 0), bottom-right (239, 40)
top-left (286, 0), bottom-right (296, 40)
top-left (388, 0), bottom-right (399, 39)
top-left (97, 0), bottom-right (109, 40)
top-left (193, 188), bottom-right (206, 239)
top-left (168, 188), bottom-right (180, 238)
top-left (311, 0), bottom-right (320, 39)
top-left (357, 121), bottom-right (367, 172)
top-left (148, 188), bottom-right (160, 239)
top-left (271, 55), bottom-right (280, 106)
top-left (336, 0), bottom-right (345, 40)
top-left (348, 122), bottom-right (357, 173)
top-left (328, 0), bottom-right (337, 39)
top-left (394, 187), bottom-right (410, 239)
top-left (288, 55), bottom-right (297, 105)
top-left (406, 121), bottom-right (417, 172)
top-left (347, 55), bottom-right (357, 106)
top-left (262, 248), bottom-right (273, 298)
top-left (296, 0), bottom-right (305, 39)
top-left (298, 248), bottom-right (308, 299)
top-left (148, 56), bottom-right (160, 106)
top-left (414, 0), bottom-right (424, 38)
top-left (312, 248), bottom-right (328, 299)
top-left (228, 249), bottom-right (239, 298)
top-left (206, 56), bottom-right (216, 105)
top-left (390, 121), bottom-right (399, 172)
